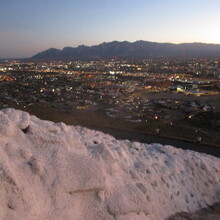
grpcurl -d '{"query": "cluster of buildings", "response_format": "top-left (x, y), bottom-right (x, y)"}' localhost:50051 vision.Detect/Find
top-left (0, 58), bottom-right (220, 130)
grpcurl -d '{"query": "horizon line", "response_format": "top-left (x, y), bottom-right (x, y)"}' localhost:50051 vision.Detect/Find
top-left (1, 40), bottom-right (220, 59)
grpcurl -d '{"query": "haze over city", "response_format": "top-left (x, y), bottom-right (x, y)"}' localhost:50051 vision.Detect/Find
top-left (1, 0), bottom-right (220, 58)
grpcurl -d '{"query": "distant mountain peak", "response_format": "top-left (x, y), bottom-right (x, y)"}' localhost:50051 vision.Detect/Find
top-left (32, 40), bottom-right (220, 60)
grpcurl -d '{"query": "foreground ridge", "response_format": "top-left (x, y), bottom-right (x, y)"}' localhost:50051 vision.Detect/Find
top-left (0, 108), bottom-right (219, 220)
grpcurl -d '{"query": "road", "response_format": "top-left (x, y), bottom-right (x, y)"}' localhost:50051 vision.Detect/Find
top-left (89, 125), bottom-right (220, 158)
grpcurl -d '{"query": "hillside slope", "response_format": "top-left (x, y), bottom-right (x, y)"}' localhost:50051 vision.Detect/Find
top-left (0, 108), bottom-right (219, 220)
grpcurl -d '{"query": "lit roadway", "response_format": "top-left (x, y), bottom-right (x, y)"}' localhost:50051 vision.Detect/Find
top-left (89, 126), bottom-right (220, 158)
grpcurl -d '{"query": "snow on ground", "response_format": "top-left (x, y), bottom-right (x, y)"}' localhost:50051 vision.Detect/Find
top-left (0, 108), bottom-right (219, 220)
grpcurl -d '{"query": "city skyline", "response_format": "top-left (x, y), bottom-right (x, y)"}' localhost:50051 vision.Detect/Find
top-left (1, 0), bottom-right (220, 58)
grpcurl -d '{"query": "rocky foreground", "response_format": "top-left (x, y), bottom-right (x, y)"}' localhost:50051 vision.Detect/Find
top-left (168, 202), bottom-right (220, 220)
top-left (0, 108), bottom-right (220, 220)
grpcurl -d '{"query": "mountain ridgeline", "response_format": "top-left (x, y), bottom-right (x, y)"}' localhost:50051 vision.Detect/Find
top-left (32, 41), bottom-right (220, 60)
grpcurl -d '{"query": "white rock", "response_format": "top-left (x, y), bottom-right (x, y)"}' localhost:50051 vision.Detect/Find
top-left (2, 108), bottom-right (30, 130)
top-left (0, 108), bottom-right (219, 220)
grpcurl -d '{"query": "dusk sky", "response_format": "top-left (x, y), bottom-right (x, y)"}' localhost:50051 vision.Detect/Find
top-left (1, 0), bottom-right (220, 58)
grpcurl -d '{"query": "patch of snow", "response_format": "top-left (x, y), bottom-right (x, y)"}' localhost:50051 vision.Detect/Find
top-left (0, 108), bottom-right (219, 220)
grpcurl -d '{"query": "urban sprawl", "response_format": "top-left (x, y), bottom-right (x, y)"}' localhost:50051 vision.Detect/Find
top-left (1, 58), bottom-right (220, 145)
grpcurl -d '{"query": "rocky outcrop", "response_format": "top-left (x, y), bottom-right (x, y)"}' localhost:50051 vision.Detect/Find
top-left (0, 108), bottom-right (219, 220)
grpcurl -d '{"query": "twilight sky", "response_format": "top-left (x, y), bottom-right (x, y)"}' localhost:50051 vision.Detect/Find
top-left (1, 0), bottom-right (220, 58)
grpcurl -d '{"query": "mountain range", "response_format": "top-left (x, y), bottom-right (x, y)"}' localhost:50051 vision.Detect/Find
top-left (32, 40), bottom-right (220, 60)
